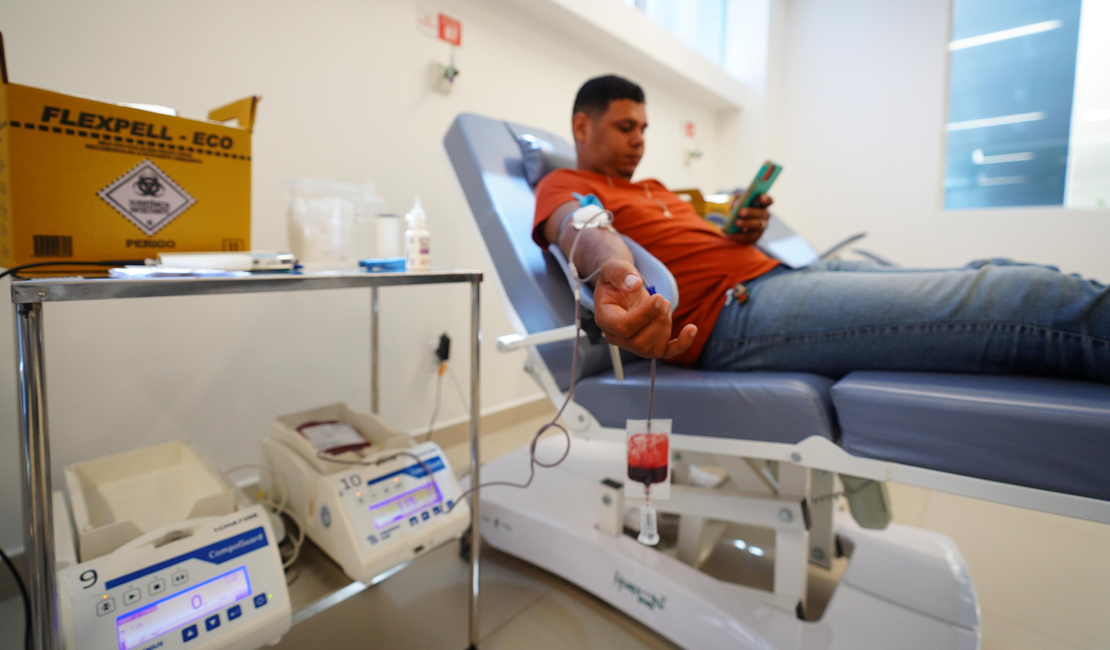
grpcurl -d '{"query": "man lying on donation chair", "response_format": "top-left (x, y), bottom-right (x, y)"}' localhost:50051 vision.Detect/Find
top-left (534, 75), bottom-right (1110, 382)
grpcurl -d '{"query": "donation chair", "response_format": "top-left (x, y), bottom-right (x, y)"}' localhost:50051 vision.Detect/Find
top-left (444, 113), bottom-right (1110, 647)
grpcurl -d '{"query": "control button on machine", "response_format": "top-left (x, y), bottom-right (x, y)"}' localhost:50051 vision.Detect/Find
top-left (205, 614), bottom-right (221, 631)
top-left (409, 516), bottom-right (418, 526)
top-left (95, 597), bottom-right (116, 616)
top-left (227, 604), bottom-right (242, 621)
top-left (421, 511), bottom-right (430, 521)
top-left (123, 588), bottom-right (141, 606)
top-left (148, 578), bottom-right (166, 596)
top-left (446, 500), bottom-right (454, 509)
top-left (182, 625), bottom-right (199, 642)
top-left (254, 594), bottom-right (268, 609)
top-left (172, 570), bottom-right (188, 586)
top-left (433, 506), bottom-right (441, 515)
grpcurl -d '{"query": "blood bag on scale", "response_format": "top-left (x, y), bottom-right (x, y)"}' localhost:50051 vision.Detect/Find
top-left (626, 418), bottom-right (671, 546)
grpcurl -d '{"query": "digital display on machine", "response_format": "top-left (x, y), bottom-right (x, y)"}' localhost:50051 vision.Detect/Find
top-left (115, 566), bottom-right (251, 650)
top-left (368, 482), bottom-right (442, 530)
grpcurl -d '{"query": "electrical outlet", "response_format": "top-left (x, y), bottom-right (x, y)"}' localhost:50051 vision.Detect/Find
top-left (428, 332), bottom-right (451, 366)
top-left (435, 333), bottom-right (451, 362)
top-left (430, 62), bottom-right (459, 94)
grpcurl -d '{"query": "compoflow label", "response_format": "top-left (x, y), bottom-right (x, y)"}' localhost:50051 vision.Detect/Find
top-left (98, 159), bottom-right (196, 236)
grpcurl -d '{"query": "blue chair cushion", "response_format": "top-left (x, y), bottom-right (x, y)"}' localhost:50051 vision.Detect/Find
top-left (832, 372), bottom-right (1110, 500)
top-left (574, 360), bottom-right (838, 442)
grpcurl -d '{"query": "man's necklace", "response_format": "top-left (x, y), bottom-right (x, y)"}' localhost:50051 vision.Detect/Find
top-left (607, 176), bottom-right (673, 218)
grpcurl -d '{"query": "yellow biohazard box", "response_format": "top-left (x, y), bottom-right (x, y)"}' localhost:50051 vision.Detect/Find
top-left (0, 34), bottom-right (257, 269)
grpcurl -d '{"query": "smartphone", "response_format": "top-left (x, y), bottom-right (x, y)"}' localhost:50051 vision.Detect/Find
top-left (723, 160), bottom-right (782, 234)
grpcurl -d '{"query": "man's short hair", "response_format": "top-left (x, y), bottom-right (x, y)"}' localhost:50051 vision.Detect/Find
top-left (572, 75), bottom-right (645, 119)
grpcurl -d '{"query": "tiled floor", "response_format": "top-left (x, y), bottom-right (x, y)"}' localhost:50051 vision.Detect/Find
top-left (279, 413), bottom-right (1110, 650)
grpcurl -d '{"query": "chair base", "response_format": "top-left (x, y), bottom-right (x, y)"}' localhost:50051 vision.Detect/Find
top-left (472, 438), bottom-right (980, 650)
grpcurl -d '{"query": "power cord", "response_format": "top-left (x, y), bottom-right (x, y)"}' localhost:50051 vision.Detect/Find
top-left (316, 448), bottom-right (436, 482)
top-left (0, 259), bottom-right (145, 281)
top-left (425, 370), bottom-right (444, 443)
top-left (425, 333), bottom-right (451, 444)
top-left (225, 464), bottom-right (306, 576)
top-left (446, 365), bottom-right (468, 412)
top-left (0, 544), bottom-right (30, 650)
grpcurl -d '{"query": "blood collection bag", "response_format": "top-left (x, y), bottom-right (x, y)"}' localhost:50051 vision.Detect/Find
top-left (625, 418), bottom-right (670, 546)
top-left (296, 420), bottom-right (370, 454)
top-left (628, 431), bottom-right (669, 485)
top-left (625, 419), bottom-right (671, 500)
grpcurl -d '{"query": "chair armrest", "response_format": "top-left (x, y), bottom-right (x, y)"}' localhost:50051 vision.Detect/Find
top-left (546, 236), bottom-right (679, 312)
top-left (624, 236), bottom-right (679, 312)
top-left (851, 248), bottom-right (898, 267)
top-left (543, 234), bottom-right (677, 383)
top-left (819, 232), bottom-right (869, 259)
top-left (496, 325), bottom-right (582, 352)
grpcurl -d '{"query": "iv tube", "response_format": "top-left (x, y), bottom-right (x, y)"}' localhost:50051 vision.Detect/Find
top-left (447, 206), bottom-right (666, 550)
top-left (446, 210), bottom-right (613, 510)
top-left (635, 358), bottom-right (662, 546)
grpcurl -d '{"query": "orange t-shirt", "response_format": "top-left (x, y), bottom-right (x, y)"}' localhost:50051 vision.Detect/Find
top-left (533, 169), bottom-right (779, 366)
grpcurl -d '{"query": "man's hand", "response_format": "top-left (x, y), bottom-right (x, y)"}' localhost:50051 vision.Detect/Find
top-left (592, 260), bottom-right (697, 359)
top-left (727, 194), bottom-right (773, 246)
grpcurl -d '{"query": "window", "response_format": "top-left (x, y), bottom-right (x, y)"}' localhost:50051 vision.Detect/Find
top-left (622, 0), bottom-right (728, 67)
top-left (944, 0), bottom-right (1108, 209)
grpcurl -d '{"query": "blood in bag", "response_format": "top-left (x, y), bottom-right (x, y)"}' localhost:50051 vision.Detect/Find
top-left (627, 432), bottom-right (669, 486)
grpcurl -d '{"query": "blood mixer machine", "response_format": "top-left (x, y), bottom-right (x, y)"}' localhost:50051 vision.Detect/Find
top-left (261, 403), bottom-right (470, 584)
top-left (53, 441), bottom-right (292, 650)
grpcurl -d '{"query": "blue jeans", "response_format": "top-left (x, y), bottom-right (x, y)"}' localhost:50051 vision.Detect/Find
top-left (697, 259), bottom-right (1110, 382)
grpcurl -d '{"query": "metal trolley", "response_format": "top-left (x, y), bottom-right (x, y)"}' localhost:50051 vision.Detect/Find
top-left (11, 270), bottom-right (484, 650)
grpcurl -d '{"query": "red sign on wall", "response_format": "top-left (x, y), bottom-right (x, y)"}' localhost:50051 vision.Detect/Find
top-left (438, 13), bottom-right (462, 47)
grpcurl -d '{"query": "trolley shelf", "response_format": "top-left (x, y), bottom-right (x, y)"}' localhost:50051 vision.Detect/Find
top-left (12, 269), bottom-right (483, 303)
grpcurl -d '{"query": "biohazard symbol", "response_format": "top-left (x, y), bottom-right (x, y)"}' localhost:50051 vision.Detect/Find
top-left (133, 172), bottom-right (164, 197)
top-left (99, 159), bottom-right (195, 236)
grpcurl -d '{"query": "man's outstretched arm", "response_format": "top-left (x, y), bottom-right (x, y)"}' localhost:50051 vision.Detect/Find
top-left (542, 201), bottom-right (697, 359)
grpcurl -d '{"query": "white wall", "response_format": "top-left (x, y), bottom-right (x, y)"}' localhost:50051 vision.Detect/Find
top-left (770, 0), bottom-right (1110, 278)
top-left (0, 0), bottom-right (721, 552)
top-left (714, 0), bottom-right (789, 194)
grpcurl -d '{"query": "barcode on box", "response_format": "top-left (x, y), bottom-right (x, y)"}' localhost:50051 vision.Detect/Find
top-left (33, 235), bottom-right (74, 258)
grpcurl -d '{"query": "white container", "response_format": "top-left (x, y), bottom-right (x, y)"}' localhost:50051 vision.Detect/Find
top-left (63, 441), bottom-right (236, 562)
top-left (404, 196), bottom-right (431, 271)
top-left (287, 178), bottom-right (360, 268)
top-left (375, 214), bottom-right (402, 258)
top-left (355, 182), bottom-right (388, 261)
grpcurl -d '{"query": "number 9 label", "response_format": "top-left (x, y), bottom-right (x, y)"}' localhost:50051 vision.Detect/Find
top-left (79, 569), bottom-right (98, 589)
